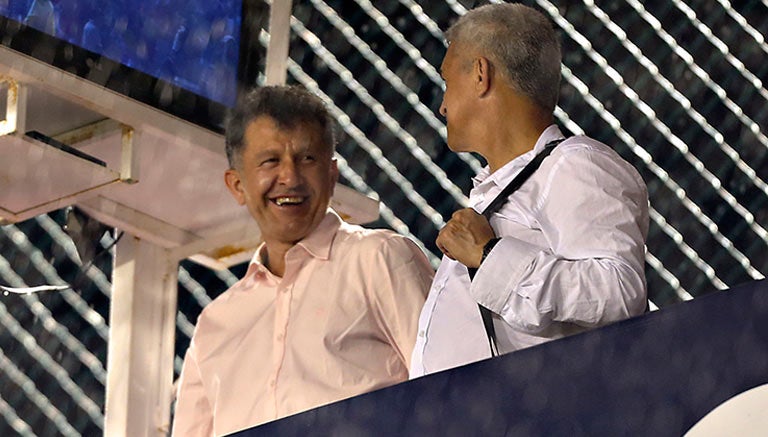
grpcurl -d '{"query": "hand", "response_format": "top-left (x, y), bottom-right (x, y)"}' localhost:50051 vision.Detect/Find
top-left (436, 208), bottom-right (496, 268)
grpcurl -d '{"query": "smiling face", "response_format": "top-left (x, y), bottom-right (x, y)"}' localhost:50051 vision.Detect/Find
top-left (225, 116), bottom-right (338, 249)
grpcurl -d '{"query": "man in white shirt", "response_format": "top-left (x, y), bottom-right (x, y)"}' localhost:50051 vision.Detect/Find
top-left (410, 3), bottom-right (649, 377)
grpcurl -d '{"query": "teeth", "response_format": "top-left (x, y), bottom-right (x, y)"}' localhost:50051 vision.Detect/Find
top-left (275, 197), bottom-right (303, 206)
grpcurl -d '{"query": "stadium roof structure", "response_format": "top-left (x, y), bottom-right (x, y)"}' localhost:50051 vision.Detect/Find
top-left (0, 2), bottom-right (377, 433)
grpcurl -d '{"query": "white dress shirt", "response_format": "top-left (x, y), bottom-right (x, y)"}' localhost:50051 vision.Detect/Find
top-left (410, 125), bottom-right (649, 377)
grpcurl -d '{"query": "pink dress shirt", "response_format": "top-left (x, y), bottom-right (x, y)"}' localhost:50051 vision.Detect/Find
top-left (172, 211), bottom-right (433, 436)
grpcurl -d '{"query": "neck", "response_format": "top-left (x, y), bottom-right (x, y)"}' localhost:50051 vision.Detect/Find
top-left (481, 91), bottom-right (553, 173)
top-left (262, 242), bottom-right (293, 278)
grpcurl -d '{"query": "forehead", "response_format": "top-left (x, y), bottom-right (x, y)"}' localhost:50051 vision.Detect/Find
top-left (244, 116), bottom-right (327, 152)
top-left (441, 42), bottom-right (463, 74)
top-left (440, 44), bottom-right (453, 72)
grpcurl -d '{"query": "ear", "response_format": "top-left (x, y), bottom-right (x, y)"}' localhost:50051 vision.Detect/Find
top-left (224, 168), bottom-right (247, 205)
top-left (329, 159), bottom-right (339, 192)
top-left (473, 56), bottom-right (492, 96)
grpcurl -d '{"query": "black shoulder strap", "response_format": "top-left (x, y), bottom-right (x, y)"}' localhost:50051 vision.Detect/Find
top-left (469, 138), bottom-right (564, 357)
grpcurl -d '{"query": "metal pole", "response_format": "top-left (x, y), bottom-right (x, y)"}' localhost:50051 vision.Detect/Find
top-left (264, 0), bottom-right (294, 85)
top-left (104, 235), bottom-right (179, 436)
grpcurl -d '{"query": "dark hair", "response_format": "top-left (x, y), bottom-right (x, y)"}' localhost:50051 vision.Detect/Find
top-left (225, 85), bottom-right (336, 169)
top-left (445, 3), bottom-right (561, 113)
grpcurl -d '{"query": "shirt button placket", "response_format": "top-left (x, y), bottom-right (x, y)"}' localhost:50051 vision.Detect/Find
top-left (271, 281), bottom-right (291, 414)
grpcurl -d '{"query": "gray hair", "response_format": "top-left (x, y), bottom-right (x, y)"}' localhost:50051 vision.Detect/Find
top-left (445, 3), bottom-right (561, 113)
top-left (225, 85), bottom-right (336, 169)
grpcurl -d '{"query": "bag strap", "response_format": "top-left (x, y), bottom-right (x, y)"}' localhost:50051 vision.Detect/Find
top-left (468, 138), bottom-right (564, 356)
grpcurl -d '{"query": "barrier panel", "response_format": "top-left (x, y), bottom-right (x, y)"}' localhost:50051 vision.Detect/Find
top-left (234, 280), bottom-right (768, 436)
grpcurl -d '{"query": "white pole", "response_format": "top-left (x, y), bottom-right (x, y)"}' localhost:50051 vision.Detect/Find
top-left (104, 235), bottom-right (179, 436)
top-left (264, 0), bottom-right (294, 85)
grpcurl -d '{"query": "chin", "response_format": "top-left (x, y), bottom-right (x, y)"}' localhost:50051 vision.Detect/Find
top-left (446, 141), bottom-right (471, 154)
top-left (445, 133), bottom-right (471, 153)
top-left (279, 225), bottom-right (310, 241)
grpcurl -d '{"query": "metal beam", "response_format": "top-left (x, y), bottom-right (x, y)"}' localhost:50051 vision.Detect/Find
top-left (104, 236), bottom-right (178, 436)
top-left (264, 0), bottom-right (294, 85)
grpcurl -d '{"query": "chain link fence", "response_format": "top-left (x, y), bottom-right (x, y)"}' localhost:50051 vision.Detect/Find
top-left (1, 0), bottom-right (767, 434)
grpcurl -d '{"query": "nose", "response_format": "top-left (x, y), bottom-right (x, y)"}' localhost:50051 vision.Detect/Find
top-left (277, 159), bottom-right (300, 186)
top-left (439, 98), bottom-right (447, 117)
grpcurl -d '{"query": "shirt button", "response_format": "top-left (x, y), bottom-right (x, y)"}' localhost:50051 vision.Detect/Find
top-left (269, 380), bottom-right (276, 388)
top-left (276, 333), bottom-right (284, 341)
top-left (418, 330), bottom-right (425, 337)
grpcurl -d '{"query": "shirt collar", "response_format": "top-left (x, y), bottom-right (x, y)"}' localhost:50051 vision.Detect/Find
top-left (294, 209), bottom-right (342, 260)
top-left (472, 124), bottom-right (565, 190)
top-left (247, 209), bottom-right (342, 271)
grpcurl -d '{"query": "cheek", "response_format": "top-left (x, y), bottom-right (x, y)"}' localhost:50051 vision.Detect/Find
top-left (242, 175), bottom-right (272, 204)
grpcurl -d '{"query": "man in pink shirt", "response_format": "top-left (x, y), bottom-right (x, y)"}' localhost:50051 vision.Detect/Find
top-left (172, 85), bottom-right (434, 436)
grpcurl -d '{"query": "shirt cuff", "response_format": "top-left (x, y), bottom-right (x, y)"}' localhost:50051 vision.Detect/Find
top-left (469, 236), bottom-right (541, 313)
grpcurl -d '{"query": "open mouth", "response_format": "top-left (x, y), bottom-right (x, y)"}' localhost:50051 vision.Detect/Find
top-left (273, 196), bottom-right (305, 206)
